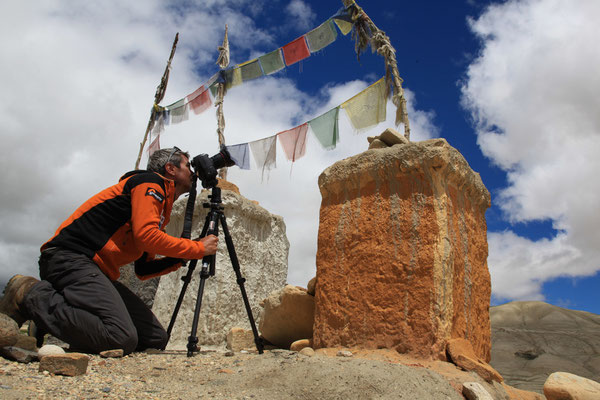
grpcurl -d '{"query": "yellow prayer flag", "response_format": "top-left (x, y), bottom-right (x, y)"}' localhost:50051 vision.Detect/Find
top-left (225, 67), bottom-right (242, 89)
top-left (333, 18), bottom-right (353, 36)
top-left (341, 78), bottom-right (387, 131)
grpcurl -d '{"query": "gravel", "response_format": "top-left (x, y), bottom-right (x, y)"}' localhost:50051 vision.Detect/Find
top-left (0, 349), bottom-right (464, 399)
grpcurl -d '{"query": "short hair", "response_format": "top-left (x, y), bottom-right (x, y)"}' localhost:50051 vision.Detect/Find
top-left (147, 147), bottom-right (190, 175)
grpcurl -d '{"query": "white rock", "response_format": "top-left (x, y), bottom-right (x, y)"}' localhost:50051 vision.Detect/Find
top-left (38, 344), bottom-right (65, 357)
top-left (152, 189), bottom-right (289, 350)
top-left (462, 382), bottom-right (494, 400)
top-left (544, 371), bottom-right (600, 400)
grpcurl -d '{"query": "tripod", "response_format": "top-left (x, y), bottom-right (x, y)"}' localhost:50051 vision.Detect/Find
top-left (166, 181), bottom-right (264, 357)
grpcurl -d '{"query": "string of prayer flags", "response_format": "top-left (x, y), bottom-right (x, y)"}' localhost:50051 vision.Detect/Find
top-left (167, 98), bottom-right (189, 124)
top-left (278, 123), bottom-right (308, 162)
top-left (250, 135), bottom-right (277, 176)
top-left (148, 134), bottom-right (160, 156)
top-left (240, 59), bottom-right (264, 82)
top-left (341, 77), bottom-right (387, 131)
top-left (259, 49), bottom-right (285, 75)
top-left (308, 107), bottom-right (340, 150)
top-left (186, 85), bottom-right (211, 115)
top-left (306, 20), bottom-right (338, 53)
top-left (227, 143), bottom-right (250, 170)
top-left (282, 37), bottom-right (311, 66)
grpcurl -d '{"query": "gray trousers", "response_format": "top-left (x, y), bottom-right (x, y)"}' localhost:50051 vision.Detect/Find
top-left (23, 248), bottom-right (168, 354)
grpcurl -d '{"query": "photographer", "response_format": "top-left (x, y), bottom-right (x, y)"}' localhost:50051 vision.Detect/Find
top-left (0, 147), bottom-right (218, 354)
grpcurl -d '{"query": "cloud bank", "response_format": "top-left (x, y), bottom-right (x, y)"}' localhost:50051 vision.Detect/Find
top-left (462, 0), bottom-right (600, 301)
top-left (0, 1), bottom-right (438, 288)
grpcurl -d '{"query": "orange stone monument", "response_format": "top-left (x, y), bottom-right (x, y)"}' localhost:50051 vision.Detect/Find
top-left (313, 137), bottom-right (492, 361)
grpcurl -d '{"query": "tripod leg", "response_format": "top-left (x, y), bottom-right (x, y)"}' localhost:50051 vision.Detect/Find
top-left (187, 268), bottom-right (210, 356)
top-left (166, 215), bottom-right (211, 344)
top-left (186, 208), bottom-right (220, 357)
top-left (219, 214), bottom-right (264, 354)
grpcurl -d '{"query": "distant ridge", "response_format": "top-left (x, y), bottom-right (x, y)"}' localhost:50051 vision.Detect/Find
top-left (490, 301), bottom-right (600, 393)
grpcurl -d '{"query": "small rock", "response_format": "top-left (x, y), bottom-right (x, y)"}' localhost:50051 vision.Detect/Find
top-left (218, 369), bottom-right (235, 374)
top-left (38, 344), bottom-right (65, 357)
top-left (367, 136), bottom-right (376, 144)
top-left (226, 327), bottom-right (256, 352)
top-left (290, 339), bottom-right (311, 352)
top-left (0, 346), bottom-right (38, 363)
top-left (0, 313), bottom-right (19, 348)
top-left (543, 371), bottom-right (600, 400)
top-left (368, 138), bottom-right (388, 149)
top-left (463, 382), bottom-right (494, 400)
top-left (299, 347), bottom-right (315, 357)
top-left (306, 277), bottom-right (317, 296)
top-left (14, 335), bottom-right (38, 351)
top-left (39, 353), bottom-right (89, 376)
top-left (100, 349), bottom-right (124, 358)
top-left (337, 350), bottom-right (353, 357)
top-left (379, 127), bottom-right (409, 146)
top-left (224, 351), bottom-right (235, 357)
top-left (101, 387), bottom-right (111, 393)
top-left (447, 339), bottom-right (503, 383)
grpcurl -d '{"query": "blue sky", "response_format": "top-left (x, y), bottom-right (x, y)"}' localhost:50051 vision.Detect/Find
top-left (1, 0), bottom-right (598, 315)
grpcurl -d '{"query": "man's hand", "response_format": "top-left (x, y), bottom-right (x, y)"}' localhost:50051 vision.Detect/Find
top-left (198, 235), bottom-right (218, 255)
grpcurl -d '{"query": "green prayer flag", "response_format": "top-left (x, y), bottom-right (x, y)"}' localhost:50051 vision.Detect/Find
top-left (240, 59), bottom-right (263, 82)
top-left (259, 49), bottom-right (285, 75)
top-left (306, 19), bottom-right (338, 53)
top-left (309, 107), bottom-right (339, 150)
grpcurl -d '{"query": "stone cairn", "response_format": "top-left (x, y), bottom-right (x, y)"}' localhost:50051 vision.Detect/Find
top-left (313, 128), bottom-right (493, 361)
top-left (150, 181), bottom-right (289, 350)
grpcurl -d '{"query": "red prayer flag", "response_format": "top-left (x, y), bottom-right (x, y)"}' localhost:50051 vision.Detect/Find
top-left (186, 85), bottom-right (211, 115)
top-left (277, 123), bottom-right (308, 162)
top-left (282, 36), bottom-right (310, 66)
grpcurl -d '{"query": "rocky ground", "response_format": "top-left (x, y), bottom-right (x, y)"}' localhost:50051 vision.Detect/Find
top-left (3, 342), bottom-right (548, 400)
top-left (0, 348), bottom-right (473, 400)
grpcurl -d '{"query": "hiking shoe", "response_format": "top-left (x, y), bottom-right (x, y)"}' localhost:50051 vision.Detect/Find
top-left (0, 275), bottom-right (39, 327)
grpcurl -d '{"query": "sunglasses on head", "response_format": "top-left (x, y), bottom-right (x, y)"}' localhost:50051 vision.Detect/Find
top-left (166, 146), bottom-right (182, 166)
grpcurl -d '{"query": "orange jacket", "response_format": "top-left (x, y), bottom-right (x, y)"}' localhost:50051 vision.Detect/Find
top-left (42, 171), bottom-right (204, 281)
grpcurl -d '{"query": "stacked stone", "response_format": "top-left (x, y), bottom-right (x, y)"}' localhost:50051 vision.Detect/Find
top-left (313, 131), bottom-right (492, 361)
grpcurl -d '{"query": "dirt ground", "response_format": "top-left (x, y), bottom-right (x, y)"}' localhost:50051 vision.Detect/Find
top-left (0, 346), bottom-right (533, 400)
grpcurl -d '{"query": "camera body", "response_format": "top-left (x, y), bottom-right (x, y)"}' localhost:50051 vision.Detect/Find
top-left (192, 146), bottom-right (235, 188)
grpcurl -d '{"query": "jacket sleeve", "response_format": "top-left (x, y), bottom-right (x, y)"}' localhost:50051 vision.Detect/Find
top-left (134, 252), bottom-right (183, 281)
top-left (129, 181), bottom-right (206, 260)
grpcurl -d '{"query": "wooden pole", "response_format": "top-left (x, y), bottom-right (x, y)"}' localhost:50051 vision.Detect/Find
top-left (216, 25), bottom-right (229, 181)
top-left (135, 33), bottom-right (179, 169)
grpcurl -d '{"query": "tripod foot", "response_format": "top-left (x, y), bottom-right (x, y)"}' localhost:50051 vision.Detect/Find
top-left (187, 335), bottom-right (199, 357)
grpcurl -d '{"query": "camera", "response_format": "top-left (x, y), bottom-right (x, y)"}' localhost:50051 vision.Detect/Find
top-left (192, 146), bottom-right (235, 188)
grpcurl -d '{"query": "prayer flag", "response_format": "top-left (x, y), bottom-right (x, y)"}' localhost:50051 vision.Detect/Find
top-left (224, 67), bottom-right (242, 89)
top-left (277, 123), bottom-right (308, 162)
top-left (259, 49), bottom-right (285, 75)
top-left (209, 81), bottom-right (219, 98)
top-left (306, 20), bottom-right (338, 53)
top-left (332, 7), bottom-right (353, 35)
top-left (341, 78), bottom-right (387, 131)
top-left (250, 135), bottom-right (277, 177)
top-left (240, 59), bottom-right (264, 82)
top-left (308, 107), bottom-right (339, 150)
top-left (148, 134), bottom-right (160, 156)
top-left (166, 98), bottom-right (189, 124)
top-left (186, 85), bottom-right (211, 115)
top-left (227, 143), bottom-right (250, 170)
top-left (282, 37), bottom-right (310, 66)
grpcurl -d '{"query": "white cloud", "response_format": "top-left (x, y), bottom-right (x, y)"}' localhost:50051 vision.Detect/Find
top-left (462, 0), bottom-right (600, 300)
top-left (0, 1), bottom-right (439, 291)
top-left (285, 0), bottom-right (317, 31)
